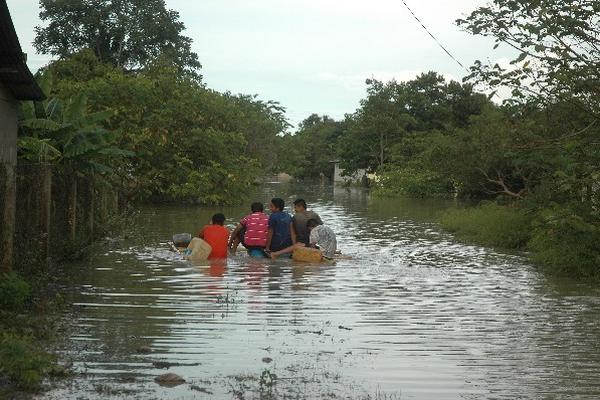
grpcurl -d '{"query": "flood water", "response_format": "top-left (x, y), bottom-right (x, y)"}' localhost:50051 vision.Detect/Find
top-left (43, 183), bottom-right (600, 399)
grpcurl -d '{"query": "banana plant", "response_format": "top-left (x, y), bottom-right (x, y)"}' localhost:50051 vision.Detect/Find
top-left (17, 70), bottom-right (133, 240)
top-left (18, 71), bottom-right (133, 173)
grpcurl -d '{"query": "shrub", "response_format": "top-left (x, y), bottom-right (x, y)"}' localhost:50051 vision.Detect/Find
top-left (0, 333), bottom-right (54, 390)
top-left (529, 206), bottom-right (600, 278)
top-left (440, 202), bottom-right (533, 249)
top-left (373, 167), bottom-right (452, 198)
top-left (0, 274), bottom-right (32, 312)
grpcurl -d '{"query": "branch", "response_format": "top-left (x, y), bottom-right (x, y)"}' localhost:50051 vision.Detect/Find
top-left (509, 119), bottom-right (598, 149)
top-left (478, 168), bottom-right (527, 199)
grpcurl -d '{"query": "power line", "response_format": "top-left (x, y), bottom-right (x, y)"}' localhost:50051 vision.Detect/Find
top-left (399, 0), bottom-right (470, 73)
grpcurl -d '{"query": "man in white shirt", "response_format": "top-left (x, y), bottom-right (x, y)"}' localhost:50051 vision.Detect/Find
top-left (307, 219), bottom-right (337, 259)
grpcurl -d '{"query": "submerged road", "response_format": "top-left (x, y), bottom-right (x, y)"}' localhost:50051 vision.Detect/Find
top-left (44, 183), bottom-right (600, 399)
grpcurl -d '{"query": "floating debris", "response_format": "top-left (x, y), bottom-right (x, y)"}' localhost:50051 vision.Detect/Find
top-left (136, 345), bottom-right (152, 354)
top-left (191, 385), bottom-right (213, 394)
top-left (154, 373), bottom-right (186, 387)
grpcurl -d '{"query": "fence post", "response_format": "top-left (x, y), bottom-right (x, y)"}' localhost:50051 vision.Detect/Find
top-left (88, 175), bottom-right (95, 239)
top-left (67, 172), bottom-right (78, 242)
top-left (0, 163), bottom-right (16, 273)
top-left (39, 164), bottom-right (52, 261)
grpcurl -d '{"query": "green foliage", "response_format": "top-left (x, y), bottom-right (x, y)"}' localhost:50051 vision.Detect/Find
top-left (276, 73), bottom-right (488, 180)
top-left (334, 72), bottom-right (488, 174)
top-left (457, 0), bottom-right (599, 115)
top-left (18, 70), bottom-right (131, 176)
top-left (17, 137), bottom-right (61, 163)
top-left (37, 51), bottom-right (286, 204)
top-left (440, 203), bottom-right (533, 249)
top-left (0, 274), bottom-right (32, 312)
top-left (373, 167), bottom-right (451, 198)
top-left (441, 202), bottom-right (600, 278)
top-left (35, 0), bottom-right (201, 77)
top-left (529, 205), bottom-right (600, 278)
top-left (278, 114), bottom-right (343, 179)
top-left (0, 274), bottom-right (64, 392)
top-left (0, 334), bottom-right (54, 390)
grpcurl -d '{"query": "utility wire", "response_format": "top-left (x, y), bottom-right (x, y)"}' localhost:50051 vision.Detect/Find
top-left (399, 0), bottom-right (470, 73)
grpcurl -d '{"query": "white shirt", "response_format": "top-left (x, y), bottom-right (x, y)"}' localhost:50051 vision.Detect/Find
top-left (309, 225), bottom-right (337, 258)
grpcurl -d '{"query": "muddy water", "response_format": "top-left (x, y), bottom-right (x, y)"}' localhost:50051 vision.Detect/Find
top-left (44, 183), bottom-right (600, 399)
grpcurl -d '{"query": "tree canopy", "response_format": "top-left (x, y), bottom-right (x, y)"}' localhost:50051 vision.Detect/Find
top-left (35, 0), bottom-right (201, 76)
top-left (457, 0), bottom-right (599, 115)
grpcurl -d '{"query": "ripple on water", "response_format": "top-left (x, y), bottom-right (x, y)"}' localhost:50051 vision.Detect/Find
top-left (44, 184), bottom-right (600, 399)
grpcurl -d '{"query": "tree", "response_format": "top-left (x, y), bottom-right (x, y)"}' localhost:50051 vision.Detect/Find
top-left (338, 79), bottom-right (415, 173)
top-left (42, 51), bottom-right (286, 205)
top-left (221, 93), bottom-right (290, 171)
top-left (34, 0), bottom-right (201, 76)
top-left (457, 0), bottom-right (599, 116)
top-left (336, 73), bottom-right (487, 175)
top-left (456, 0), bottom-right (600, 202)
top-left (277, 114), bottom-right (342, 179)
top-left (18, 70), bottom-right (132, 240)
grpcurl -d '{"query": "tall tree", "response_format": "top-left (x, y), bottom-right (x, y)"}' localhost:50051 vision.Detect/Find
top-left (457, 0), bottom-right (599, 116)
top-left (35, 0), bottom-right (201, 76)
top-left (457, 0), bottom-right (600, 202)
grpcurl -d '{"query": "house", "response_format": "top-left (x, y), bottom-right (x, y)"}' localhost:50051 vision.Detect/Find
top-left (0, 0), bottom-right (45, 272)
top-left (330, 159), bottom-right (368, 185)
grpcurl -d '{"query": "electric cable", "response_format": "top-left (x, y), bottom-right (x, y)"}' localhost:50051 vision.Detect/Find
top-left (399, 0), bottom-right (470, 73)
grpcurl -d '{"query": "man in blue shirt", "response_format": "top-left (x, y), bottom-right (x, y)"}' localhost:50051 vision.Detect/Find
top-left (265, 197), bottom-right (295, 254)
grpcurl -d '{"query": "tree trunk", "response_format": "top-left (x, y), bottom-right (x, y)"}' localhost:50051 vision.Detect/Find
top-left (39, 164), bottom-right (52, 262)
top-left (67, 173), bottom-right (78, 242)
top-left (379, 132), bottom-right (385, 169)
top-left (0, 163), bottom-right (15, 273)
top-left (99, 186), bottom-right (108, 224)
top-left (113, 190), bottom-right (119, 215)
top-left (88, 176), bottom-right (95, 239)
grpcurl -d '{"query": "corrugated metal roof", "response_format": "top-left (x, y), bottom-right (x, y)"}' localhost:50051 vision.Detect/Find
top-left (0, 0), bottom-right (45, 101)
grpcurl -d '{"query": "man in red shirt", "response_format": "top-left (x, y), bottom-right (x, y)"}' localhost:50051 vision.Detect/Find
top-left (198, 213), bottom-right (229, 260)
top-left (228, 202), bottom-right (269, 257)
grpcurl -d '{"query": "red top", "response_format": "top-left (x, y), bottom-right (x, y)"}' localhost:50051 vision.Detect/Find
top-left (241, 212), bottom-right (269, 247)
top-left (200, 225), bottom-right (229, 259)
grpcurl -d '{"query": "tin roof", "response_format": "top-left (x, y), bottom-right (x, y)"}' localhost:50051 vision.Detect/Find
top-left (0, 0), bottom-right (45, 101)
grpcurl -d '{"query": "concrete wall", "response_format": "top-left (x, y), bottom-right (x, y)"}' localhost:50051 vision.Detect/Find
top-left (332, 161), bottom-right (366, 184)
top-left (0, 82), bottom-right (17, 165)
top-left (0, 82), bottom-right (18, 272)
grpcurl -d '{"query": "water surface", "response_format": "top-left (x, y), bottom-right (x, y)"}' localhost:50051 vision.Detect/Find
top-left (44, 183), bottom-right (600, 399)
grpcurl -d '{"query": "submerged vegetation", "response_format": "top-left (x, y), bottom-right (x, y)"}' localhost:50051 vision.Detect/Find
top-left (0, 273), bottom-right (66, 392)
top-left (440, 203), bottom-right (533, 250)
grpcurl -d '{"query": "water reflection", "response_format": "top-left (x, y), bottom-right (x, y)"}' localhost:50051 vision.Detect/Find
top-left (43, 183), bottom-right (600, 399)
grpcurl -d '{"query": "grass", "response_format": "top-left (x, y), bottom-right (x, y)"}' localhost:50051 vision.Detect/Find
top-left (0, 273), bottom-right (69, 392)
top-left (440, 202), bottom-right (533, 249)
top-left (528, 205), bottom-right (600, 279)
top-left (0, 333), bottom-right (55, 390)
top-left (440, 201), bottom-right (600, 279)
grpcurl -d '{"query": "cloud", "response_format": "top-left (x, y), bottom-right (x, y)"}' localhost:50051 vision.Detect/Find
top-left (312, 70), bottom-right (459, 92)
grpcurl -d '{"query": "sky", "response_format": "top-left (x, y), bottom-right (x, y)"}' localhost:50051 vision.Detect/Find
top-left (6, 0), bottom-right (516, 128)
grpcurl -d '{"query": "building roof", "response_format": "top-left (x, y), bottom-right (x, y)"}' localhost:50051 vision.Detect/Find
top-left (0, 0), bottom-right (45, 101)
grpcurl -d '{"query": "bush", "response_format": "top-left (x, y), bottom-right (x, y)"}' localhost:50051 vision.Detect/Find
top-left (529, 206), bottom-right (600, 278)
top-left (440, 202), bottom-right (533, 249)
top-left (0, 333), bottom-right (54, 390)
top-left (0, 274), bottom-right (32, 312)
top-left (373, 167), bottom-right (452, 198)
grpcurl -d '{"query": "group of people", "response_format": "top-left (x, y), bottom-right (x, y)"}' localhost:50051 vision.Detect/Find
top-left (196, 198), bottom-right (337, 261)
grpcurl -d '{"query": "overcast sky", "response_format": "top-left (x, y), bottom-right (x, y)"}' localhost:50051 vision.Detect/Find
top-left (6, 0), bottom-right (515, 128)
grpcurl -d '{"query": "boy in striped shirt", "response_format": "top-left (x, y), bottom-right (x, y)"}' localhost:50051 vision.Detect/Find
top-left (228, 202), bottom-right (270, 257)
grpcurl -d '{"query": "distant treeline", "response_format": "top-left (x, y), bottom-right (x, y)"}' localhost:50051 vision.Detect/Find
top-left (277, 0), bottom-right (600, 278)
